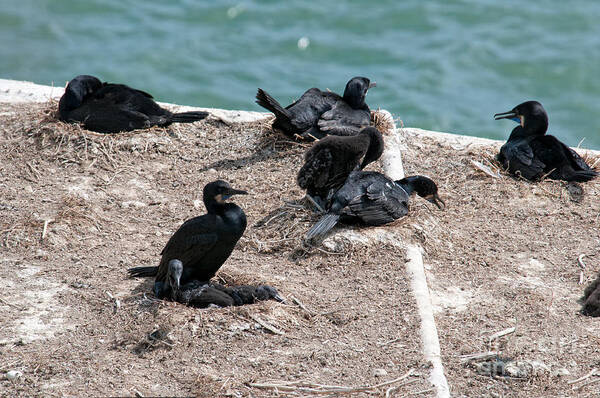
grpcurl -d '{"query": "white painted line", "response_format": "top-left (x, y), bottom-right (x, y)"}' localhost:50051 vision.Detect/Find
top-left (381, 115), bottom-right (449, 397)
top-left (405, 245), bottom-right (451, 398)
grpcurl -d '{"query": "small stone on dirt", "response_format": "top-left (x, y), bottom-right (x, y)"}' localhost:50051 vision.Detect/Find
top-left (5, 370), bottom-right (23, 380)
top-left (373, 368), bottom-right (388, 377)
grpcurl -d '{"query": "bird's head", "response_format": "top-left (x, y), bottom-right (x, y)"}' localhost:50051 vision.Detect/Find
top-left (255, 285), bottom-right (286, 303)
top-left (59, 75), bottom-right (103, 119)
top-left (343, 76), bottom-right (376, 109)
top-left (167, 259), bottom-right (183, 298)
top-left (398, 176), bottom-right (445, 210)
top-left (494, 100), bottom-right (548, 135)
top-left (203, 180), bottom-right (247, 206)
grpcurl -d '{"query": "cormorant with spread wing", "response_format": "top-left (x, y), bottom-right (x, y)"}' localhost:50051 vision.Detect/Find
top-left (306, 171), bottom-right (444, 241)
top-left (297, 126), bottom-right (384, 210)
top-left (256, 76), bottom-right (375, 140)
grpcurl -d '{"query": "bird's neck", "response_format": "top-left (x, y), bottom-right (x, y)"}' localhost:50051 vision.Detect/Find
top-left (523, 115), bottom-right (548, 136)
top-left (343, 91), bottom-right (365, 109)
top-left (359, 131), bottom-right (383, 169)
top-left (395, 177), bottom-right (417, 196)
top-left (206, 202), bottom-right (246, 226)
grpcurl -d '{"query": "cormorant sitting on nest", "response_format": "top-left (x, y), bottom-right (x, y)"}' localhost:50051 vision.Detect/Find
top-left (59, 75), bottom-right (209, 134)
top-left (164, 260), bottom-right (285, 308)
top-left (256, 76), bottom-right (375, 140)
top-left (494, 101), bottom-right (597, 182)
top-left (306, 171), bottom-right (444, 241)
top-left (297, 126), bottom-right (384, 210)
top-left (128, 180), bottom-right (247, 298)
top-left (580, 273), bottom-right (600, 317)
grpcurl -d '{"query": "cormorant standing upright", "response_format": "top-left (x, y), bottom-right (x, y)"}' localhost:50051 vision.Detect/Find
top-left (128, 180), bottom-right (247, 298)
top-left (297, 127), bottom-right (384, 209)
top-left (59, 75), bottom-right (209, 134)
top-left (256, 76), bottom-right (375, 140)
top-left (494, 101), bottom-right (597, 182)
top-left (306, 171), bottom-right (444, 241)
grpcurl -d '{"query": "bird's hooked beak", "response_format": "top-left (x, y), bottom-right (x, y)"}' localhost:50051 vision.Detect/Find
top-left (425, 193), bottom-right (445, 210)
top-left (368, 82), bottom-right (377, 89)
top-left (272, 292), bottom-right (286, 304)
top-left (494, 110), bottom-right (522, 125)
top-left (217, 187), bottom-right (248, 202)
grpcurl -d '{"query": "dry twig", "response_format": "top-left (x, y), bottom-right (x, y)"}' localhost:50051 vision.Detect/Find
top-left (577, 254), bottom-right (587, 285)
top-left (247, 369), bottom-right (415, 395)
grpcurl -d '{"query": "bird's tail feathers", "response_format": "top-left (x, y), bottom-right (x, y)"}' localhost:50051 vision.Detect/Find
top-left (256, 89), bottom-right (293, 122)
top-left (128, 266), bottom-right (159, 278)
top-left (566, 169), bottom-right (598, 182)
top-left (169, 111), bottom-right (209, 123)
top-left (305, 213), bottom-right (340, 242)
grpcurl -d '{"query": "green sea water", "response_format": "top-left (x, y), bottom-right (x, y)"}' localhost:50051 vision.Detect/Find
top-left (1, 0), bottom-right (599, 148)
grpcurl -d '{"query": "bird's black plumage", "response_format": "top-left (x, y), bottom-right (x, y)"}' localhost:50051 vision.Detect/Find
top-left (59, 75), bottom-right (209, 134)
top-left (297, 127), bottom-right (384, 208)
top-left (494, 101), bottom-right (597, 182)
top-left (306, 171), bottom-right (444, 241)
top-left (580, 273), bottom-right (600, 317)
top-left (175, 281), bottom-right (284, 308)
top-left (256, 76), bottom-right (375, 140)
top-left (127, 180), bottom-right (247, 298)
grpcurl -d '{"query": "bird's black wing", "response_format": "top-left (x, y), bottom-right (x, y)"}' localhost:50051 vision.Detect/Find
top-left (178, 285), bottom-right (234, 308)
top-left (155, 218), bottom-right (219, 282)
top-left (96, 83), bottom-right (154, 100)
top-left (317, 102), bottom-right (371, 136)
top-left (100, 84), bottom-right (167, 116)
top-left (500, 139), bottom-right (545, 180)
top-left (344, 181), bottom-right (408, 225)
top-left (297, 146), bottom-right (333, 190)
top-left (556, 140), bottom-right (594, 171)
top-left (287, 89), bottom-right (338, 131)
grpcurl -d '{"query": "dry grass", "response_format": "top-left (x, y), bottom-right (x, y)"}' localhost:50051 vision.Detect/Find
top-left (1, 102), bottom-right (599, 397)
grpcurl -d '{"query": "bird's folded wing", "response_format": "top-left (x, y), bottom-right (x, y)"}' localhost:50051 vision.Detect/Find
top-left (346, 183), bottom-right (407, 224)
top-left (317, 104), bottom-right (368, 136)
top-left (558, 141), bottom-right (594, 171)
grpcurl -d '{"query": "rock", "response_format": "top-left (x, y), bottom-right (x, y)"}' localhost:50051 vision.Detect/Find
top-left (373, 368), bottom-right (388, 377)
top-left (5, 370), bottom-right (23, 380)
top-left (475, 358), bottom-right (549, 378)
top-left (552, 368), bottom-right (570, 377)
top-left (504, 360), bottom-right (550, 378)
top-left (121, 201), bottom-right (147, 209)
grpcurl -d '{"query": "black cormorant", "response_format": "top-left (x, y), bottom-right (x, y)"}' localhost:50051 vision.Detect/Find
top-left (494, 101), bottom-right (597, 182)
top-left (256, 76), bottom-right (375, 140)
top-left (580, 273), bottom-right (600, 317)
top-left (306, 171), bottom-right (444, 241)
top-left (59, 75), bottom-right (209, 134)
top-left (175, 281), bottom-right (284, 308)
top-left (128, 180), bottom-right (247, 298)
top-left (297, 126), bottom-right (384, 209)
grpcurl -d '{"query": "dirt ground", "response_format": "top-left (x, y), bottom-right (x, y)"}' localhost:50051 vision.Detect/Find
top-left (1, 102), bottom-right (599, 397)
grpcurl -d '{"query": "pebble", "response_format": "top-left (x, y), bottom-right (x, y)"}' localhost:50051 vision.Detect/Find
top-left (5, 370), bottom-right (23, 380)
top-left (552, 368), bottom-right (570, 377)
top-left (373, 368), bottom-right (388, 377)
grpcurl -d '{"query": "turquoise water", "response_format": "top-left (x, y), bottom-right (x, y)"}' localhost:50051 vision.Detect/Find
top-left (1, 1), bottom-right (599, 148)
